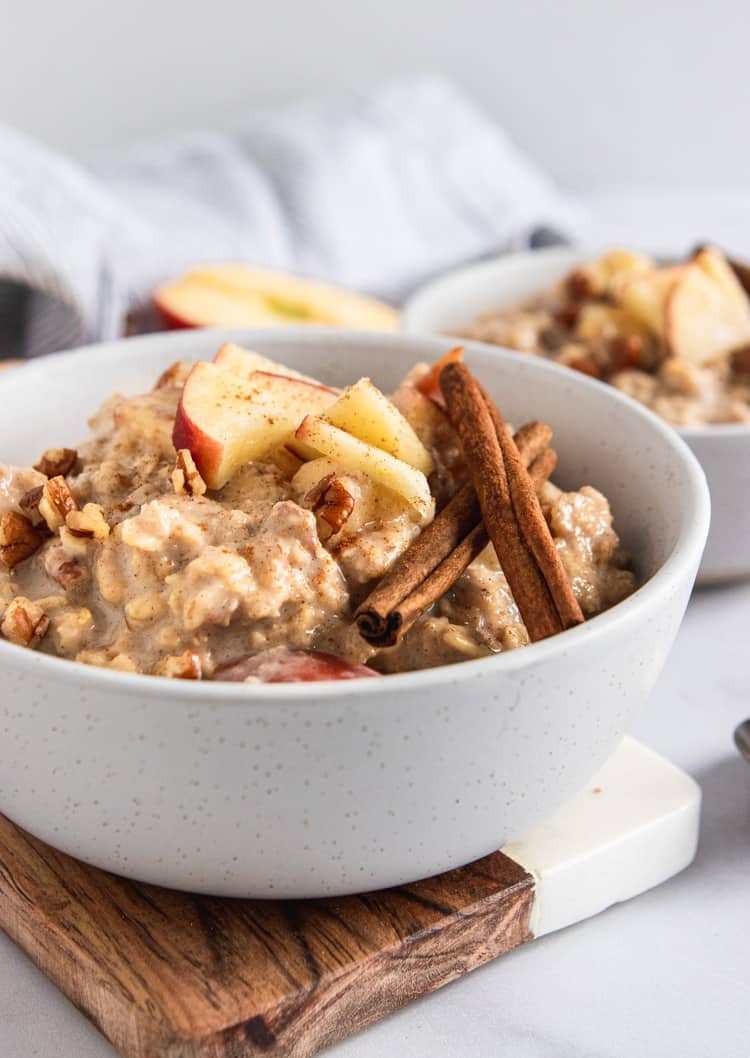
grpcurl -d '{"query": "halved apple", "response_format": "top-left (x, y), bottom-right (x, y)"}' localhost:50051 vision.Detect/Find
top-left (322, 379), bottom-right (434, 475)
top-left (666, 252), bottom-right (750, 364)
top-left (173, 364), bottom-right (337, 488)
top-left (213, 342), bottom-right (324, 386)
top-left (154, 265), bottom-right (399, 331)
top-left (295, 416), bottom-right (434, 523)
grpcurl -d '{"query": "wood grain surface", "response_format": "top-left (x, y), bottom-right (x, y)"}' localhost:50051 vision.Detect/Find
top-left (0, 814), bottom-right (534, 1058)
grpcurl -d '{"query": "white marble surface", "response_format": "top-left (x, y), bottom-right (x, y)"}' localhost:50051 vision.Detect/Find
top-left (1, 580), bottom-right (749, 1058)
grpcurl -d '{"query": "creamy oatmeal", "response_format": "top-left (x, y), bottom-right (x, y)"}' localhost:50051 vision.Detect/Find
top-left (0, 342), bottom-right (634, 681)
top-left (456, 247), bottom-right (750, 426)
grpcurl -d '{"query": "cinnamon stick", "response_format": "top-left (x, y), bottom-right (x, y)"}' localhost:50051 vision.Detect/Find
top-left (477, 381), bottom-right (584, 631)
top-left (439, 363), bottom-right (564, 642)
top-left (356, 422), bottom-right (555, 647)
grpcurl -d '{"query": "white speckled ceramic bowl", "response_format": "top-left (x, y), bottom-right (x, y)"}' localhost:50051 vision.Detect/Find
top-left (0, 329), bottom-right (709, 897)
top-left (403, 247), bottom-right (750, 584)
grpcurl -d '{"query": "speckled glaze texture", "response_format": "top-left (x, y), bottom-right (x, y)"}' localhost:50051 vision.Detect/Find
top-left (402, 247), bottom-right (749, 584)
top-left (0, 330), bottom-right (709, 897)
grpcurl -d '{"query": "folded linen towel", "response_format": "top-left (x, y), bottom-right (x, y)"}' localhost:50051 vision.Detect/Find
top-left (0, 76), bottom-right (585, 359)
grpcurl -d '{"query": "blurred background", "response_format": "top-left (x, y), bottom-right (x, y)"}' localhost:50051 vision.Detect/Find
top-left (2, 0), bottom-right (750, 359)
top-left (3, 0), bottom-right (747, 188)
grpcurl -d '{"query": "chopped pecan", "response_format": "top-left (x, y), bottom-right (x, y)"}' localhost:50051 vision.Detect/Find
top-left (34, 448), bottom-right (77, 478)
top-left (730, 344), bottom-right (750, 377)
top-left (39, 476), bottom-right (79, 531)
top-left (566, 268), bottom-right (594, 300)
top-left (66, 503), bottom-right (110, 541)
top-left (567, 355), bottom-right (603, 380)
top-left (0, 512), bottom-right (43, 569)
top-left (154, 650), bottom-right (202, 679)
top-left (19, 485), bottom-right (44, 516)
top-left (607, 334), bottom-right (643, 374)
top-left (553, 303), bottom-right (581, 329)
top-left (44, 545), bottom-right (87, 590)
top-left (172, 449), bottom-right (207, 497)
top-left (307, 474), bottom-right (355, 538)
top-left (1, 596), bottom-right (49, 646)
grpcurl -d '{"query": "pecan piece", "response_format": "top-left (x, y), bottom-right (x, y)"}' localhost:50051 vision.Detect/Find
top-left (553, 303), bottom-right (581, 329)
top-left (34, 448), bottom-right (77, 478)
top-left (607, 334), bottom-right (643, 374)
top-left (154, 650), bottom-right (202, 679)
top-left (66, 503), bottom-right (110, 541)
top-left (1, 596), bottom-right (49, 647)
top-left (39, 476), bottom-right (79, 531)
top-left (307, 474), bottom-right (355, 538)
top-left (0, 512), bottom-right (43, 568)
top-left (566, 268), bottom-right (594, 300)
top-left (44, 544), bottom-right (88, 590)
top-left (567, 355), bottom-right (603, 380)
top-left (730, 344), bottom-right (750, 377)
top-left (172, 449), bottom-right (207, 497)
top-left (18, 486), bottom-right (49, 530)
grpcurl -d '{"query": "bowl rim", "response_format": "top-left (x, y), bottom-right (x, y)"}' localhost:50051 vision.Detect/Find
top-left (0, 326), bottom-right (711, 700)
top-left (402, 244), bottom-right (750, 441)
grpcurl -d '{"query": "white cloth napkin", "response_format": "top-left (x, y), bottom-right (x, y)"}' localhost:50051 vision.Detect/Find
top-left (0, 76), bottom-right (586, 358)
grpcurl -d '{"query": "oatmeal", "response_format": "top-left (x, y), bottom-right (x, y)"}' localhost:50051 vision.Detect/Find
top-left (455, 247), bottom-right (750, 426)
top-left (0, 341), bottom-right (634, 680)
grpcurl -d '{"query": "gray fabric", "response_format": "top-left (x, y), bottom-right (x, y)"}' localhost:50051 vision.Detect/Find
top-left (0, 77), bottom-right (586, 359)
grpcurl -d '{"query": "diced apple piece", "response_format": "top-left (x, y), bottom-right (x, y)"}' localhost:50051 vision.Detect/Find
top-left (693, 247), bottom-right (750, 317)
top-left (292, 457), bottom-right (343, 496)
top-left (616, 265), bottom-right (686, 335)
top-left (173, 363), bottom-right (337, 488)
top-left (213, 648), bottom-right (379, 682)
top-left (285, 434), bottom-right (323, 462)
top-left (574, 303), bottom-right (651, 343)
top-left (266, 445), bottom-right (304, 479)
top-left (570, 249), bottom-right (655, 299)
top-left (295, 416), bottom-right (434, 524)
top-left (322, 378), bottom-right (434, 475)
top-left (153, 265), bottom-right (399, 331)
top-left (214, 342), bottom-right (325, 386)
top-left (666, 256), bottom-right (750, 364)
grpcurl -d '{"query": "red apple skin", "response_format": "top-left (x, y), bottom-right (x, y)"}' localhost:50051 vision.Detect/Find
top-left (153, 295), bottom-right (199, 330)
top-left (172, 391), bottom-right (223, 487)
top-left (213, 649), bottom-right (379, 683)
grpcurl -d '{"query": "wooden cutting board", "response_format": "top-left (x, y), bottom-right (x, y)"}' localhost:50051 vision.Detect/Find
top-left (0, 738), bottom-right (700, 1058)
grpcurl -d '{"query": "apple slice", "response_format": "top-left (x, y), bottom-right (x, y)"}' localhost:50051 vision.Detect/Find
top-left (214, 342), bottom-right (324, 386)
top-left (173, 363), bottom-right (337, 488)
top-left (295, 416), bottom-right (434, 524)
top-left (666, 254), bottom-right (750, 364)
top-left (322, 379), bottom-right (434, 475)
top-left (153, 265), bottom-right (399, 331)
top-left (292, 457), bottom-right (342, 497)
top-left (266, 445), bottom-right (304, 479)
top-left (616, 265), bottom-right (686, 336)
top-left (213, 648), bottom-right (379, 682)
top-left (568, 250), bottom-right (655, 300)
top-left (693, 247), bottom-right (750, 314)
